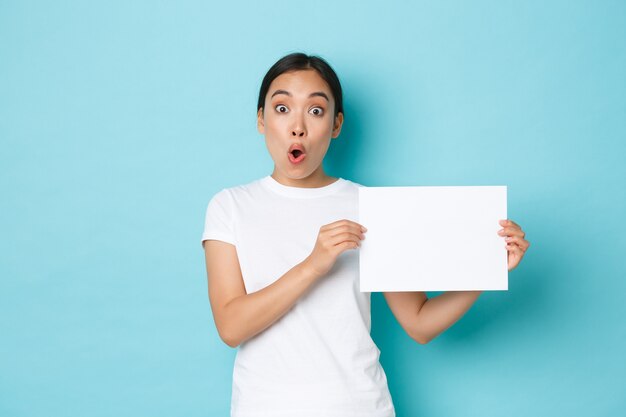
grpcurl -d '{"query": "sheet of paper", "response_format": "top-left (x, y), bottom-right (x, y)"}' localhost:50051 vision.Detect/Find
top-left (358, 186), bottom-right (508, 292)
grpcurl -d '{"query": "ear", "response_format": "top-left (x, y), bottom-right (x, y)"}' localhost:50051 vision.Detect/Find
top-left (257, 108), bottom-right (265, 134)
top-left (331, 112), bottom-right (344, 139)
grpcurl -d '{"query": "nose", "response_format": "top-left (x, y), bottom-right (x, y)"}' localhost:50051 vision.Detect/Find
top-left (291, 114), bottom-right (306, 137)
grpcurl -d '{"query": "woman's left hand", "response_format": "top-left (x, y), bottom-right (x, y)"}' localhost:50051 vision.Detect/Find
top-left (498, 219), bottom-right (530, 271)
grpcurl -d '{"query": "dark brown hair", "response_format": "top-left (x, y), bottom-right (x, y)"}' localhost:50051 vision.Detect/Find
top-left (257, 52), bottom-right (344, 118)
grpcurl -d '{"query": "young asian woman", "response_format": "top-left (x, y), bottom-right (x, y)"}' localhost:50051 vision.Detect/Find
top-left (201, 52), bottom-right (530, 417)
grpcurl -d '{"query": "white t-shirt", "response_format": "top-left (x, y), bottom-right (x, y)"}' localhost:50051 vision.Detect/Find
top-left (201, 175), bottom-right (395, 417)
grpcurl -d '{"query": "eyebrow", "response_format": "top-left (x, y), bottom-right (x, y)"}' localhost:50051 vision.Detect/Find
top-left (270, 89), bottom-right (329, 102)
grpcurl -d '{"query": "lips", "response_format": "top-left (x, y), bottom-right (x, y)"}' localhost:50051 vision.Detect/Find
top-left (288, 144), bottom-right (306, 164)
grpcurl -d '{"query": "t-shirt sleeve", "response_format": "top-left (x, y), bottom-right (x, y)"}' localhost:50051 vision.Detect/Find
top-left (201, 189), bottom-right (236, 248)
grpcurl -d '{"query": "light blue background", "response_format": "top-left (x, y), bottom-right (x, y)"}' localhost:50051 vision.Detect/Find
top-left (1, 1), bottom-right (624, 416)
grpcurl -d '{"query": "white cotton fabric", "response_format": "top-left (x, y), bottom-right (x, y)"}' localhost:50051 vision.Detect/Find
top-left (202, 175), bottom-right (395, 417)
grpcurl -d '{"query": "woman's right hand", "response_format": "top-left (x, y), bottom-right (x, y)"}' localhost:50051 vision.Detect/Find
top-left (302, 219), bottom-right (367, 278)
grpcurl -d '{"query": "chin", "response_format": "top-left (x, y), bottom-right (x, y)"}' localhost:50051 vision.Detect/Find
top-left (286, 171), bottom-right (315, 180)
top-left (277, 167), bottom-right (318, 180)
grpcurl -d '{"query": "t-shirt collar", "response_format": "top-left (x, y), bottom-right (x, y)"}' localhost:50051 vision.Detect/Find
top-left (260, 175), bottom-right (348, 198)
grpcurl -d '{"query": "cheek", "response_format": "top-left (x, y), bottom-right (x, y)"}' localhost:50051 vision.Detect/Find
top-left (319, 116), bottom-right (335, 132)
top-left (264, 133), bottom-right (282, 155)
top-left (264, 116), bottom-right (287, 134)
top-left (312, 119), bottom-right (335, 138)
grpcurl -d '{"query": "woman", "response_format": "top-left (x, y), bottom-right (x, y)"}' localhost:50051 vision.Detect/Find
top-left (202, 52), bottom-right (530, 416)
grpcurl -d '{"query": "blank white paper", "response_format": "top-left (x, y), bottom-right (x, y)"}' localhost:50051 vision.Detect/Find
top-left (358, 186), bottom-right (508, 292)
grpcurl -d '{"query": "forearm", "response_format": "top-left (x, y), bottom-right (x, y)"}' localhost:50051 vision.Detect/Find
top-left (412, 291), bottom-right (482, 343)
top-left (222, 261), bottom-right (320, 347)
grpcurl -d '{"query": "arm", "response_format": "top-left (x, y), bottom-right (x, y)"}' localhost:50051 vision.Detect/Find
top-left (204, 240), bottom-right (320, 348)
top-left (203, 219), bottom-right (366, 348)
top-left (383, 291), bottom-right (481, 344)
top-left (384, 219), bottom-right (530, 345)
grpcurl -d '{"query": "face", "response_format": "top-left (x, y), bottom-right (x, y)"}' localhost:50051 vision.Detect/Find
top-left (257, 69), bottom-right (343, 187)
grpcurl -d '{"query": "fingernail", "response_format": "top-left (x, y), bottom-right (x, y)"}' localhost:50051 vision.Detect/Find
top-left (361, 226), bottom-right (368, 232)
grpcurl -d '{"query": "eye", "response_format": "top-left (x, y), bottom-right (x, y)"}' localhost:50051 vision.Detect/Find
top-left (309, 107), bottom-right (324, 116)
top-left (275, 104), bottom-right (289, 113)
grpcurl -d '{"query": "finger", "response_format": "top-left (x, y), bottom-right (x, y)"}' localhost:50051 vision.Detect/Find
top-left (506, 243), bottom-right (525, 259)
top-left (504, 236), bottom-right (530, 252)
top-left (337, 240), bottom-right (360, 252)
top-left (327, 224), bottom-right (366, 239)
top-left (328, 232), bottom-right (363, 247)
top-left (512, 237), bottom-right (530, 251)
top-left (498, 226), bottom-right (526, 238)
top-left (499, 219), bottom-right (521, 229)
top-left (322, 219), bottom-right (367, 233)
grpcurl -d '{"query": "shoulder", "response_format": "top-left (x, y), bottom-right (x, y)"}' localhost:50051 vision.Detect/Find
top-left (206, 187), bottom-right (233, 209)
top-left (213, 177), bottom-right (264, 197)
top-left (203, 178), bottom-right (263, 222)
top-left (207, 177), bottom-right (267, 208)
top-left (341, 178), bottom-right (367, 189)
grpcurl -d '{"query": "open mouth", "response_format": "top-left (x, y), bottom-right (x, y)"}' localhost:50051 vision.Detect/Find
top-left (288, 146), bottom-right (306, 163)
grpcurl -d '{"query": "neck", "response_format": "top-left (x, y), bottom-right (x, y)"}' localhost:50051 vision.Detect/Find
top-left (270, 167), bottom-right (338, 188)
